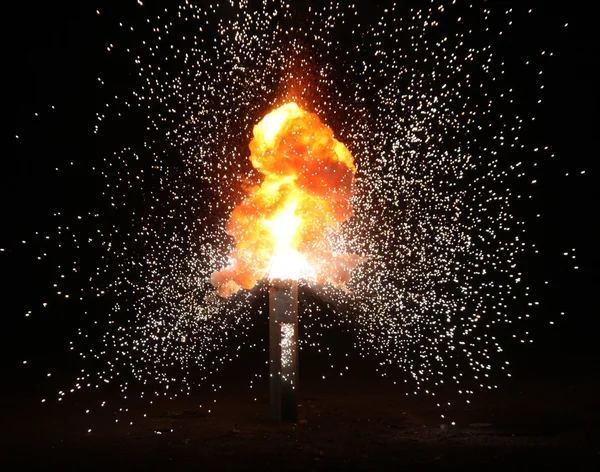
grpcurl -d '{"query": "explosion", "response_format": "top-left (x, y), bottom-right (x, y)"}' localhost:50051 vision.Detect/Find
top-left (211, 102), bottom-right (363, 297)
top-left (14, 1), bottom-right (576, 421)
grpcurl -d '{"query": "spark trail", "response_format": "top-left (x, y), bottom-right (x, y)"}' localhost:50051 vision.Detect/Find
top-left (11, 1), bottom-right (579, 415)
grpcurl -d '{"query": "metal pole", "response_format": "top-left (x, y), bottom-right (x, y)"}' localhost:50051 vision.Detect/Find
top-left (269, 279), bottom-right (299, 422)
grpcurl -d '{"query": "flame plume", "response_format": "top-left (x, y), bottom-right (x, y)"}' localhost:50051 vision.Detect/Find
top-left (211, 102), bottom-right (363, 297)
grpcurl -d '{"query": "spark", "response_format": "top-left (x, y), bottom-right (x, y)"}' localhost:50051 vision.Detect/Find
top-left (12, 1), bottom-right (581, 420)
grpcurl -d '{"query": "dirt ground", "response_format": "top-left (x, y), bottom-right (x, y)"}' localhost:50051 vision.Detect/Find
top-left (2, 371), bottom-right (598, 471)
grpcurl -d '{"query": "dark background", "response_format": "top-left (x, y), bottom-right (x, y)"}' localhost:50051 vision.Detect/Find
top-left (1, 1), bottom-right (597, 461)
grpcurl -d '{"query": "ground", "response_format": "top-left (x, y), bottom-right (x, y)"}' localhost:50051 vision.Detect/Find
top-left (2, 368), bottom-right (598, 471)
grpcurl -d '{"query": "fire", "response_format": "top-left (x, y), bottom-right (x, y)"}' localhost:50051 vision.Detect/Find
top-left (211, 102), bottom-right (363, 297)
top-left (263, 200), bottom-right (313, 281)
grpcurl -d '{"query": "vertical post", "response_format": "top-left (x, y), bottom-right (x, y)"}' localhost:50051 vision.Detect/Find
top-left (269, 279), bottom-right (299, 422)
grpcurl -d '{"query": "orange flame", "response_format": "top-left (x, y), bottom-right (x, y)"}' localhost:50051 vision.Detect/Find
top-left (211, 102), bottom-right (363, 297)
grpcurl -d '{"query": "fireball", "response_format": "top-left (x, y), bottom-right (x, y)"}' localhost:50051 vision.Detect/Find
top-left (211, 102), bottom-right (362, 297)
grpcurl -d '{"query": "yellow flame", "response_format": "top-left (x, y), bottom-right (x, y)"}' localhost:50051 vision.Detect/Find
top-left (252, 103), bottom-right (305, 156)
top-left (211, 102), bottom-right (362, 297)
top-left (263, 199), bottom-right (314, 280)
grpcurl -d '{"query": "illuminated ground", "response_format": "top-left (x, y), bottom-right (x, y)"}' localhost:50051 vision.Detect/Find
top-left (4, 360), bottom-right (597, 471)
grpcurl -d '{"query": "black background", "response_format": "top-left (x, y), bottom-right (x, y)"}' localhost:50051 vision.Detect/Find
top-left (1, 0), bottom-right (598, 406)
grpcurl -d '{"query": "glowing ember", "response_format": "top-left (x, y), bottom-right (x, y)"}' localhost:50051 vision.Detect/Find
top-left (211, 102), bottom-right (363, 297)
